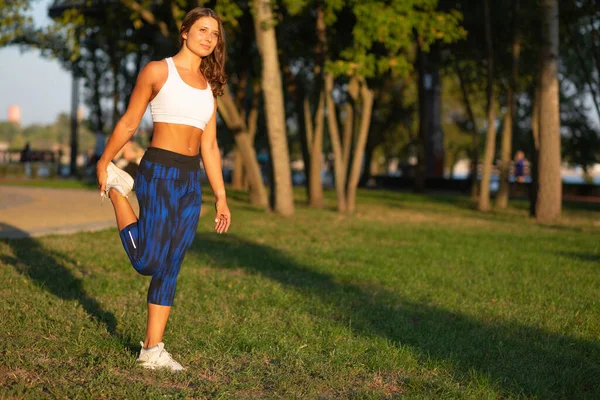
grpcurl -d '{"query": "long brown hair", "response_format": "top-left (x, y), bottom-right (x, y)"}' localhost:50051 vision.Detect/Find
top-left (179, 7), bottom-right (227, 97)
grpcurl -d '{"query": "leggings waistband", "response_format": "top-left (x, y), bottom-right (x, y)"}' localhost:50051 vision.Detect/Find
top-left (142, 147), bottom-right (201, 171)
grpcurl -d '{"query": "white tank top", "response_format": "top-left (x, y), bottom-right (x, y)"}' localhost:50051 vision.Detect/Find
top-left (150, 57), bottom-right (214, 130)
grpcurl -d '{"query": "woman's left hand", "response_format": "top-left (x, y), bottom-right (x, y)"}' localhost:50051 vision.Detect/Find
top-left (214, 198), bottom-right (231, 234)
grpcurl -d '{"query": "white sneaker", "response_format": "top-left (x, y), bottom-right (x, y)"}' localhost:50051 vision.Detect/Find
top-left (104, 162), bottom-right (134, 198)
top-left (136, 342), bottom-right (185, 371)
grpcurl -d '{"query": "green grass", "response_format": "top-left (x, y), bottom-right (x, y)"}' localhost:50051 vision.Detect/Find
top-left (1, 189), bottom-right (599, 399)
top-left (0, 178), bottom-right (96, 190)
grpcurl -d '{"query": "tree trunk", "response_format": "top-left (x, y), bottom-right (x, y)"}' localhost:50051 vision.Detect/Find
top-left (346, 80), bottom-right (374, 212)
top-left (252, 0), bottom-right (294, 216)
top-left (536, 0), bottom-right (561, 222)
top-left (495, 111), bottom-right (512, 208)
top-left (296, 81), bottom-right (312, 200)
top-left (359, 142), bottom-right (374, 186)
top-left (107, 34), bottom-right (120, 130)
top-left (307, 4), bottom-right (327, 207)
top-left (342, 77), bottom-right (359, 182)
top-left (69, 74), bottom-right (79, 177)
top-left (281, 54), bottom-right (311, 200)
top-left (431, 74), bottom-right (445, 178)
top-left (244, 84), bottom-right (260, 190)
top-left (426, 47), bottom-right (444, 178)
top-left (217, 86), bottom-right (268, 208)
top-left (529, 85), bottom-right (540, 217)
top-left (308, 91), bottom-right (325, 208)
top-left (478, 0), bottom-right (496, 212)
top-left (415, 43), bottom-right (428, 192)
top-left (90, 42), bottom-right (104, 133)
top-left (231, 69), bottom-right (250, 191)
top-left (496, 0), bottom-right (521, 209)
top-left (325, 72), bottom-right (347, 212)
top-left (455, 63), bottom-right (479, 199)
top-left (232, 149), bottom-right (244, 190)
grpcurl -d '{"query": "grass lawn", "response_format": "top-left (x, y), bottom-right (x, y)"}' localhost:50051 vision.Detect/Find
top-left (0, 178), bottom-right (96, 190)
top-left (1, 188), bottom-right (599, 399)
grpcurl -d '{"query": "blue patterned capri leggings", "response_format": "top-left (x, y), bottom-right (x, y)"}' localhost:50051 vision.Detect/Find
top-left (119, 147), bottom-right (202, 306)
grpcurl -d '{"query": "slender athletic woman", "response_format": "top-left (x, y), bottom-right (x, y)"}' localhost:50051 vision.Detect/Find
top-left (96, 7), bottom-right (231, 371)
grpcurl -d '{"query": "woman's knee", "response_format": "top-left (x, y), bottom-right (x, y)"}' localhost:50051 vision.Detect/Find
top-left (133, 262), bottom-right (157, 276)
top-left (132, 256), bottom-right (165, 276)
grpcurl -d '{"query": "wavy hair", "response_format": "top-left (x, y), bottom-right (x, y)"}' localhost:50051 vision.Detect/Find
top-left (179, 7), bottom-right (227, 97)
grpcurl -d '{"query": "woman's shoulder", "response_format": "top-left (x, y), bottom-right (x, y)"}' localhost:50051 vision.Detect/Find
top-left (137, 59), bottom-right (169, 84)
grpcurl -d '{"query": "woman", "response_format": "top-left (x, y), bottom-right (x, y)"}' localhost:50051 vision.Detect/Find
top-left (96, 7), bottom-right (231, 371)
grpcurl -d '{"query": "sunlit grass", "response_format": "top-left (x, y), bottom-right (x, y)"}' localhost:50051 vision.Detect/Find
top-left (0, 177), bottom-right (96, 190)
top-left (1, 188), bottom-right (598, 399)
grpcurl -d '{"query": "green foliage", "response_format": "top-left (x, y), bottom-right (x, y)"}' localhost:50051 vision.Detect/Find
top-left (327, 0), bottom-right (465, 78)
top-left (0, 122), bottom-right (21, 144)
top-left (281, 0), bottom-right (311, 16)
top-left (0, 0), bottom-right (33, 46)
top-left (213, 0), bottom-right (244, 27)
top-left (9, 132), bottom-right (26, 149)
top-left (441, 75), bottom-right (477, 169)
top-left (366, 75), bottom-right (418, 164)
top-left (0, 114), bottom-right (95, 152)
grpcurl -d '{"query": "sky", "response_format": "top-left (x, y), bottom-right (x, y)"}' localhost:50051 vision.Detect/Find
top-left (0, 1), bottom-right (78, 126)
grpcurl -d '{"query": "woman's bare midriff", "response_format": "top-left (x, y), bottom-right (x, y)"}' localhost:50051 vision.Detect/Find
top-left (150, 122), bottom-right (203, 156)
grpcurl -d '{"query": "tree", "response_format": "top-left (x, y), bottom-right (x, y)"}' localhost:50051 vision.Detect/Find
top-left (218, 86), bottom-right (269, 208)
top-left (252, 0), bottom-right (295, 216)
top-left (477, 0), bottom-right (496, 212)
top-left (495, 0), bottom-right (521, 209)
top-left (275, 1), bottom-right (326, 207)
top-left (536, 0), bottom-right (561, 222)
top-left (325, 0), bottom-right (464, 212)
top-left (214, 2), bottom-right (269, 208)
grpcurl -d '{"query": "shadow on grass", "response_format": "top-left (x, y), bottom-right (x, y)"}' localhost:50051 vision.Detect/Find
top-left (191, 233), bottom-right (600, 399)
top-left (360, 188), bottom-right (600, 214)
top-left (558, 251), bottom-right (600, 263)
top-left (0, 224), bottom-right (136, 353)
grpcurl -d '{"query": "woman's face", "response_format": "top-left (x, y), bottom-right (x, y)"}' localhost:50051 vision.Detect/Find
top-left (183, 17), bottom-right (220, 57)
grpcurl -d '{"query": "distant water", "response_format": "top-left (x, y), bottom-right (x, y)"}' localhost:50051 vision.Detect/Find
top-left (562, 176), bottom-right (600, 185)
top-left (289, 171), bottom-right (600, 188)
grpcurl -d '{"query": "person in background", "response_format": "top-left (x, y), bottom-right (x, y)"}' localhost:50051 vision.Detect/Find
top-left (20, 142), bottom-right (31, 163)
top-left (514, 150), bottom-right (526, 183)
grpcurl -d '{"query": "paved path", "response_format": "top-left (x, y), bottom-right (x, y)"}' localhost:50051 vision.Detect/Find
top-left (0, 186), bottom-right (139, 239)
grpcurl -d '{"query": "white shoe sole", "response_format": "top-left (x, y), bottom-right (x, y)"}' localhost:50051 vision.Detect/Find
top-left (106, 163), bottom-right (134, 197)
top-left (108, 163), bottom-right (134, 187)
top-left (137, 361), bottom-right (185, 372)
top-left (137, 361), bottom-right (159, 370)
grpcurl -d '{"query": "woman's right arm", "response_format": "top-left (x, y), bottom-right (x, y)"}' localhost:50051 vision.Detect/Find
top-left (96, 62), bottom-right (160, 193)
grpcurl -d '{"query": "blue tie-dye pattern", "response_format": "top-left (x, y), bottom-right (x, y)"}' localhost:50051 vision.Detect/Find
top-left (119, 159), bottom-right (202, 306)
